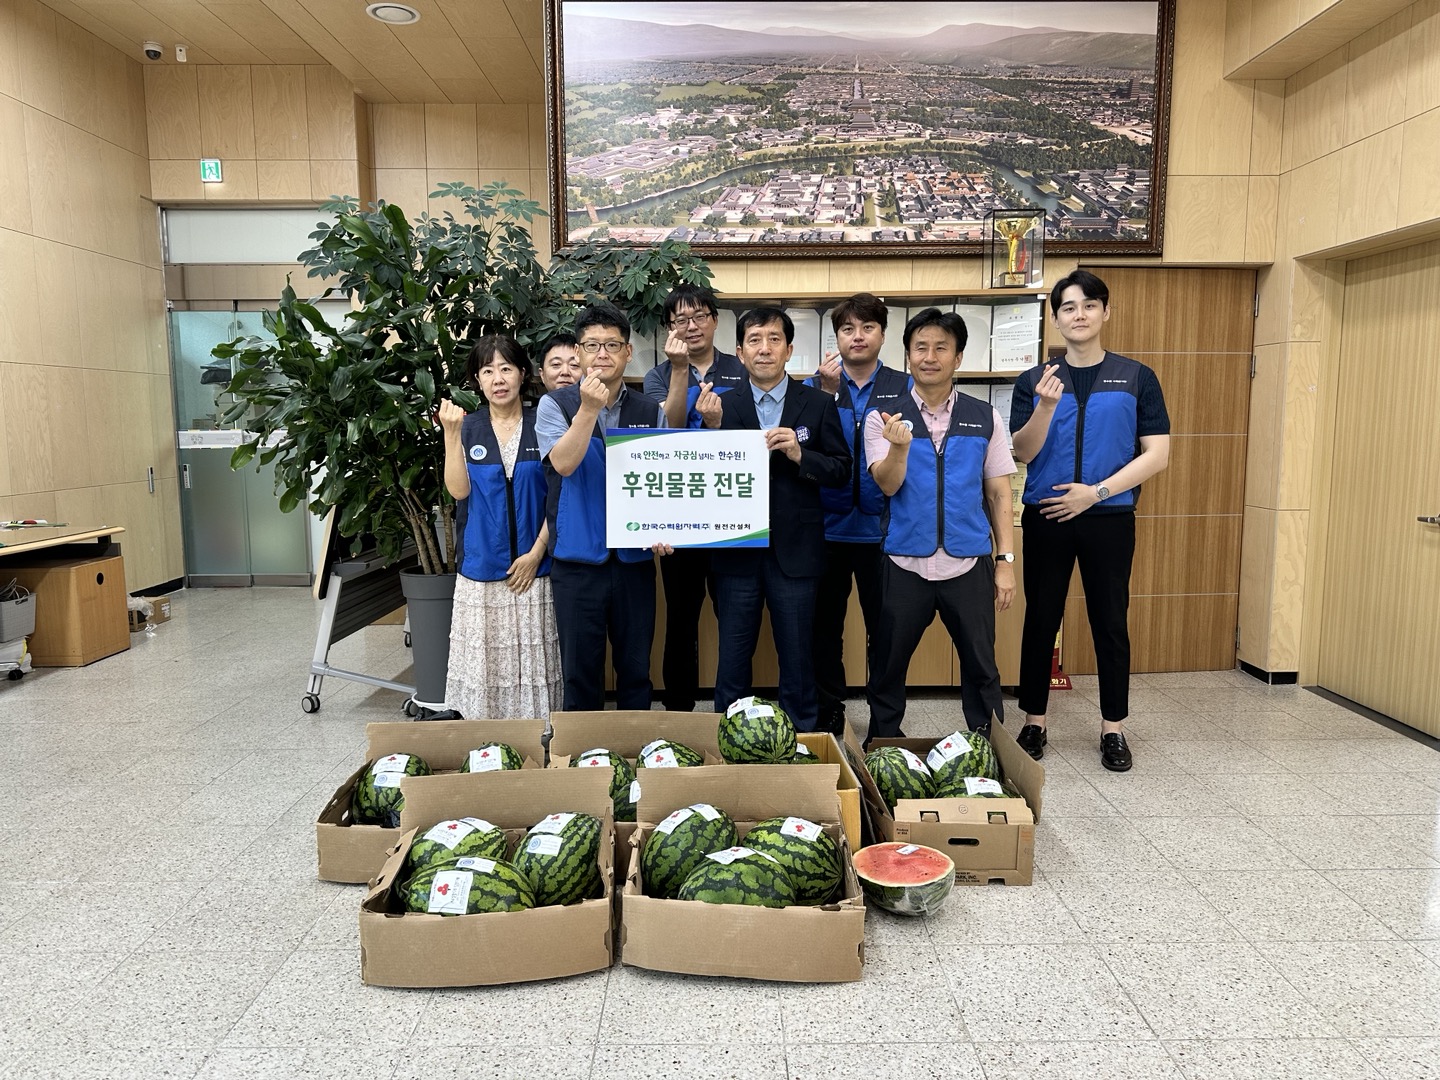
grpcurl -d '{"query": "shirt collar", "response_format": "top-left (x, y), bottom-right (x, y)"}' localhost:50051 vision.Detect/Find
top-left (912, 387), bottom-right (956, 416)
top-left (752, 377), bottom-right (789, 405)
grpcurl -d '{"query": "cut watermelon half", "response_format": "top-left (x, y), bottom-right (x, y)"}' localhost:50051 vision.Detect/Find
top-left (853, 842), bottom-right (955, 916)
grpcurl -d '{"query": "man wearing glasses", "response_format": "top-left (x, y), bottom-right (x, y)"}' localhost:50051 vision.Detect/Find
top-left (642, 285), bottom-right (746, 712)
top-left (705, 307), bottom-right (851, 731)
top-left (537, 302), bottom-right (669, 711)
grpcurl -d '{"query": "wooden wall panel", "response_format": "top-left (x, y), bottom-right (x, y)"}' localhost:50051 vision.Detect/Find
top-left (252, 66), bottom-right (308, 159)
top-left (1063, 593), bottom-right (1241, 676)
top-left (144, 64), bottom-right (201, 159)
top-left (1137, 353), bottom-right (1252, 434)
top-left (1095, 269), bottom-right (1257, 355)
top-left (197, 64), bottom-right (255, 159)
top-left (1140, 435), bottom-right (1248, 517)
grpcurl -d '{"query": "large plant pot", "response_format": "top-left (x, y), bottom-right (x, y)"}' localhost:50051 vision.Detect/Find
top-left (400, 569), bottom-right (456, 712)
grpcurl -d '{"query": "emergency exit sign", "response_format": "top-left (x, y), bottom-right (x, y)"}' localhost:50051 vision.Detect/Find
top-left (199, 158), bottom-right (223, 183)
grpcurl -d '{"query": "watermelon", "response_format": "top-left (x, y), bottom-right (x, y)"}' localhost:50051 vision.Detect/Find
top-left (932, 774), bottom-right (1020, 800)
top-left (640, 802), bottom-right (738, 899)
top-left (927, 730), bottom-right (1001, 786)
top-left (404, 817), bottom-right (508, 876)
top-left (352, 753), bottom-right (432, 827)
top-left (853, 842), bottom-right (955, 917)
top-left (788, 742), bottom-right (824, 764)
top-left (864, 746), bottom-right (933, 812)
top-left (400, 857), bottom-right (534, 915)
top-left (458, 743), bottom-right (525, 773)
top-left (634, 738), bottom-right (704, 769)
top-left (510, 811), bottom-right (604, 906)
top-left (719, 696), bottom-right (797, 763)
top-left (676, 847), bottom-right (796, 908)
top-left (742, 816), bottom-right (841, 906)
top-left (569, 748), bottom-right (639, 822)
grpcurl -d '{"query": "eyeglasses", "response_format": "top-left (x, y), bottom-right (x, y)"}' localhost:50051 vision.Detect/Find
top-left (668, 312), bottom-right (715, 330)
top-left (577, 340), bottom-right (629, 355)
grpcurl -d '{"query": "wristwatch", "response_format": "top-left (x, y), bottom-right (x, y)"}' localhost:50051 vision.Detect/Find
top-left (1095, 484), bottom-right (1111, 501)
top-left (995, 552), bottom-right (1015, 563)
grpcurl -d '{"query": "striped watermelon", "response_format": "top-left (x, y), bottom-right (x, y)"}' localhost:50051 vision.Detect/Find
top-left (932, 774), bottom-right (1020, 800)
top-left (854, 842), bottom-right (954, 917)
top-left (403, 817), bottom-right (508, 877)
top-left (634, 739), bottom-right (703, 769)
top-left (927, 730), bottom-right (1001, 786)
top-left (352, 753), bottom-right (432, 827)
top-left (401, 857), bottom-right (534, 915)
top-left (719, 696), bottom-right (797, 763)
top-left (458, 743), bottom-right (525, 773)
top-left (742, 816), bottom-right (841, 905)
top-left (864, 746), bottom-right (933, 812)
top-left (569, 748), bottom-right (639, 822)
top-left (640, 802), bottom-right (738, 899)
top-left (676, 847), bottom-right (796, 908)
top-left (510, 811), bottom-right (604, 906)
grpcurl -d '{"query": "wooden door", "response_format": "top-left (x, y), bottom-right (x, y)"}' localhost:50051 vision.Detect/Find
top-left (1318, 243), bottom-right (1440, 736)
top-left (1059, 267), bottom-right (1255, 673)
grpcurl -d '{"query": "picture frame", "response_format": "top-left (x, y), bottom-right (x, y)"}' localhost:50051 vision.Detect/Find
top-left (545, 1), bottom-right (1175, 258)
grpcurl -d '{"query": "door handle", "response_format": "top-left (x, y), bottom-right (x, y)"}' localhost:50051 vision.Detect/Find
top-left (182, 464), bottom-right (191, 490)
top-left (1419, 514), bottom-right (1439, 525)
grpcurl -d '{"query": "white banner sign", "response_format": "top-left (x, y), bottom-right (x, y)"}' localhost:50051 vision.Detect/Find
top-left (604, 428), bottom-right (770, 549)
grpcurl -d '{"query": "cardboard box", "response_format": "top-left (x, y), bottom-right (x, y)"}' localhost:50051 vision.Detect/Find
top-left (548, 713), bottom-right (865, 872)
top-left (848, 721), bottom-right (1045, 886)
top-left (621, 765), bottom-right (866, 983)
top-left (317, 719), bottom-right (546, 884)
top-left (359, 767), bottom-right (614, 987)
top-left (5, 554), bottom-right (129, 665)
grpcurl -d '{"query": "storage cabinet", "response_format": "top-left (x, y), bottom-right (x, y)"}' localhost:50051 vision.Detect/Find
top-left (5, 555), bottom-right (130, 666)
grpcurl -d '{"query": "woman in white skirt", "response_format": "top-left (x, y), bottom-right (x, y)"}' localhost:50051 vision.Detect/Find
top-left (438, 335), bottom-right (561, 720)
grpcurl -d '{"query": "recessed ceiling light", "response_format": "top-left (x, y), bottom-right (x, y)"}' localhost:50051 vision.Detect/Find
top-left (366, 3), bottom-right (420, 25)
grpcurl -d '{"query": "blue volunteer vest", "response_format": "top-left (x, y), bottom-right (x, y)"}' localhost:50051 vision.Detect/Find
top-left (806, 365), bottom-right (912, 541)
top-left (881, 392), bottom-right (994, 558)
top-left (545, 386), bottom-right (660, 564)
top-left (1023, 352), bottom-right (1141, 511)
top-left (458, 409), bottom-right (551, 583)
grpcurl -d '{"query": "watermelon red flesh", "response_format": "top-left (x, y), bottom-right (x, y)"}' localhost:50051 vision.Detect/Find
top-left (853, 842), bottom-right (955, 917)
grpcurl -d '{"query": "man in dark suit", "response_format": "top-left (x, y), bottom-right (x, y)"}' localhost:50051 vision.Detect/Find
top-left (701, 307), bottom-right (851, 731)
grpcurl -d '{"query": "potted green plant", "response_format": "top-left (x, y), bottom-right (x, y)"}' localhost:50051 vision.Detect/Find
top-left (216, 181), bottom-right (713, 711)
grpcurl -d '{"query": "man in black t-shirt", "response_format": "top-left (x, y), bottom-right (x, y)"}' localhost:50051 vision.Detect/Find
top-left (1010, 271), bottom-right (1170, 772)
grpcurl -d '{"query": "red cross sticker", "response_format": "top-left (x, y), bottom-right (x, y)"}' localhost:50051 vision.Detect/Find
top-left (446, 823), bottom-right (459, 831)
top-left (793, 822), bottom-right (805, 832)
top-left (436, 882), bottom-right (450, 896)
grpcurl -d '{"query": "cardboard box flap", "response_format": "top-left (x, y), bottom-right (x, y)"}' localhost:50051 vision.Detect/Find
top-left (549, 711), bottom-right (722, 759)
top-left (363, 829), bottom-right (417, 904)
top-left (635, 763), bottom-right (841, 825)
top-left (989, 720), bottom-right (1045, 824)
top-left (365, 719), bottom-right (546, 771)
top-left (894, 796), bottom-right (1035, 826)
top-left (398, 766), bottom-right (612, 831)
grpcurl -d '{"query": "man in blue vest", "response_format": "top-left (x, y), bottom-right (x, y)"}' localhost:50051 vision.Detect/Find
top-left (536, 302), bottom-right (669, 711)
top-left (864, 308), bottom-right (1017, 745)
top-left (643, 285), bottom-right (745, 711)
top-left (1011, 271), bottom-right (1170, 772)
top-left (805, 293), bottom-right (912, 736)
top-left (706, 307), bottom-right (852, 731)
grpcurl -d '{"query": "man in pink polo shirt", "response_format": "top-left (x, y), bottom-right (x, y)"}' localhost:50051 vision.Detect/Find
top-left (862, 307), bottom-right (1017, 746)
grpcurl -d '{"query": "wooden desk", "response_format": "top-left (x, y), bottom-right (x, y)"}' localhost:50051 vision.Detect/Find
top-left (0, 525), bottom-right (125, 559)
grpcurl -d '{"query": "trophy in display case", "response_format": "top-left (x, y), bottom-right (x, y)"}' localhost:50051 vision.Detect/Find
top-left (984, 209), bottom-right (1045, 289)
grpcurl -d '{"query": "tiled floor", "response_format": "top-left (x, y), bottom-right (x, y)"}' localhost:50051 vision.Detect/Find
top-left (1, 587), bottom-right (1438, 1079)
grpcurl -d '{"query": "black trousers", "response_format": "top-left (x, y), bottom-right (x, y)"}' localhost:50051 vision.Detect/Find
top-left (1017, 506), bottom-right (1136, 721)
top-left (865, 557), bottom-right (1004, 742)
top-left (550, 555), bottom-right (656, 712)
top-left (657, 546), bottom-right (714, 711)
top-left (812, 540), bottom-right (885, 721)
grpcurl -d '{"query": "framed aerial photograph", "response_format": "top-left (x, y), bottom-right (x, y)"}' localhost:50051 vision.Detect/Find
top-left (544, 1), bottom-right (1174, 258)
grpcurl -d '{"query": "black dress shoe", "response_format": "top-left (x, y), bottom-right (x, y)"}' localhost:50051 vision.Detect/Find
top-left (1101, 732), bottom-right (1133, 772)
top-left (1017, 724), bottom-right (1047, 760)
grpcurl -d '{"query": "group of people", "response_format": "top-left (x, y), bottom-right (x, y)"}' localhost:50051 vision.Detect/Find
top-left (439, 270), bottom-right (1169, 772)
